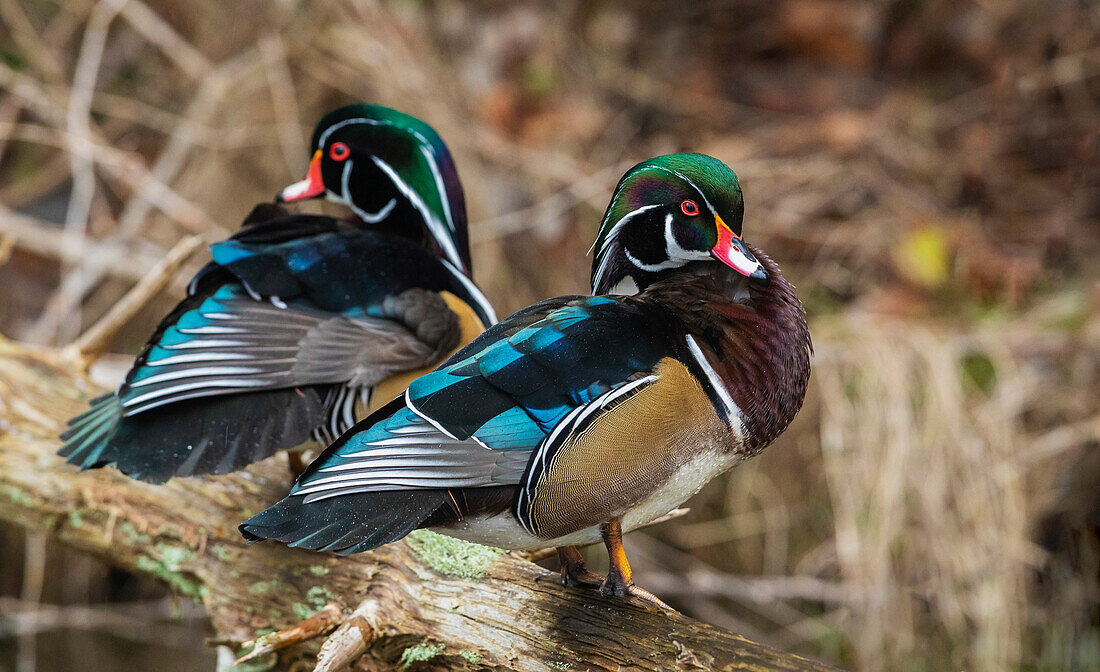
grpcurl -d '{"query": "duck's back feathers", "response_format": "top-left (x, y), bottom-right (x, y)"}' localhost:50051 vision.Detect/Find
top-left (241, 295), bottom-right (725, 550)
top-left (60, 208), bottom-right (491, 482)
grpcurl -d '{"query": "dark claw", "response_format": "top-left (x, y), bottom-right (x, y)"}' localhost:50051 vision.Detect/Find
top-left (562, 566), bottom-right (604, 589)
top-left (599, 575), bottom-right (674, 611)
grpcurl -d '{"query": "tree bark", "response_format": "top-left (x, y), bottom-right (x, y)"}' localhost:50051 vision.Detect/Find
top-left (0, 337), bottom-right (840, 672)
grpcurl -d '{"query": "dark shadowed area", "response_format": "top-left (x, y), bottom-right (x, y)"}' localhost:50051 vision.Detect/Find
top-left (0, 1), bottom-right (1097, 671)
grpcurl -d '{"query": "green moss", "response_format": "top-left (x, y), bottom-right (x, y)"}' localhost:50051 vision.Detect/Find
top-left (155, 543), bottom-right (194, 567)
top-left (211, 544), bottom-right (234, 561)
top-left (248, 580), bottom-right (283, 595)
top-left (309, 565), bottom-right (330, 576)
top-left (0, 485), bottom-right (31, 506)
top-left (400, 642), bottom-right (444, 668)
top-left (117, 521), bottom-right (151, 544)
top-left (135, 554), bottom-right (207, 601)
top-left (305, 585), bottom-right (336, 607)
top-left (459, 650), bottom-right (482, 664)
top-left (291, 602), bottom-right (314, 620)
top-left (547, 663), bottom-right (572, 671)
top-left (406, 530), bottom-right (505, 579)
top-left (68, 511), bottom-right (83, 528)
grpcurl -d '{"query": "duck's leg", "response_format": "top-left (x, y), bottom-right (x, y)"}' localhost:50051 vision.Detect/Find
top-left (556, 545), bottom-right (603, 588)
top-left (598, 518), bottom-right (672, 610)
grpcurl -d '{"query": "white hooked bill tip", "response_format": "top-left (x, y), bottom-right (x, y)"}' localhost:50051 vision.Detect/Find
top-left (277, 150), bottom-right (325, 202)
top-left (711, 215), bottom-right (768, 283)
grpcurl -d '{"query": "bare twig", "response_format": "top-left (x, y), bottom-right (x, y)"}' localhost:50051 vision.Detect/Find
top-left (65, 235), bottom-right (204, 363)
top-left (17, 532), bottom-right (47, 672)
top-left (234, 603), bottom-right (343, 664)
top-left (470, 160), bottom-right (631, 243)
top-left (0, 233), bottom-right (15, 270)
top-left (118, 0), bottom-right (212, 79)
top-left (46, 0), bottom-right (128, 345)
top-left (259, 34), bottom-right (304, 176)
top-left (0, 204), bottom-right (163, 280)
top-left (0, 0), bottom-right (67, 85)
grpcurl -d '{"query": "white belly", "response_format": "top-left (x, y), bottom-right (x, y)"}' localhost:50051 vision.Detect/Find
top-left (435, 449), bottom-right (742, 550)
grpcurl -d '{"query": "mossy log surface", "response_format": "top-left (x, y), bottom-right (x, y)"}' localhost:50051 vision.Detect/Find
top-left (0, 338), bottom-right (840, 672)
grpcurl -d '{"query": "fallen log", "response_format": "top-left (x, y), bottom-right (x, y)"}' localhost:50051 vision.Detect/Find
top-left (0, 337), bottom-right (840, 671)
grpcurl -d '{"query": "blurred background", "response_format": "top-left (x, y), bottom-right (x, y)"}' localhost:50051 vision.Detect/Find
top-left (0, 0), bottom-right (1098, 670)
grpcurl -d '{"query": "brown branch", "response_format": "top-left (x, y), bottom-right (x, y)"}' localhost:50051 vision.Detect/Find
top-left (0, 338), bottom-right (841, 672)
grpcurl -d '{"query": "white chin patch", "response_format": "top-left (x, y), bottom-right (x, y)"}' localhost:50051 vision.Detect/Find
top-left (608, 276), bottom-right (640, 295)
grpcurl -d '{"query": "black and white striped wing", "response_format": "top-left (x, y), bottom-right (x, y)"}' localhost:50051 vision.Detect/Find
top-left (118, 284), bottom-right (438, 416)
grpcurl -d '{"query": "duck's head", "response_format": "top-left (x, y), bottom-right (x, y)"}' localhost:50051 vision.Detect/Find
top-left (278, 103), bottom-right (470, 273)
top-left (590, 153), bottom-right (767, 295)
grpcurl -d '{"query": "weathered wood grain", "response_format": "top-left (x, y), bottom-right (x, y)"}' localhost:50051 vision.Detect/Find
top-left (0, 337), bottom-right (840, 671)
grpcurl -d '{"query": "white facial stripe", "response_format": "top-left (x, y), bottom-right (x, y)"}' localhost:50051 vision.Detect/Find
top-left (590, 203), bottom-right (662, 291)
top-left (372, 156), bottom-right (465, 271)
top-left (420, 144), bottom-right (455, 236)
top-left (685, 334), bottom-right (745, 438)
top-left (663, 213), bottom-right (712, 262)
top-left (644, 164), bottom-right (718, 218)
top-left (339, 160), bottom-right (398, 223)
top-left (318, 117), bottom-right (464, 268)
top-left (624, 248), bottom-right (684, 273)
top-left (588, 204), bottom-right (660, 257)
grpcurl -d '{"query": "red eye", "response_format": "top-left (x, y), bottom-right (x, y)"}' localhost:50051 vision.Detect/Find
top-left (681, 200), bottom-right (699, 216)
top-left (329, 142), bottom-right (350, 161)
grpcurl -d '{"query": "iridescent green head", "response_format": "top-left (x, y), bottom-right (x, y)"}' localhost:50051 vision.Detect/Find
top-left (590, 153), bottom-right (766, 294)
top-left (279, 103), bottom-right (471, 273)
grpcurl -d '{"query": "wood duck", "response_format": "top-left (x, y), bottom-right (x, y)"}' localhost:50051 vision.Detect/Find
top-left (59, 104), bottom-right (496, 484)
top-left (239, 153), bottom-right (811, 606)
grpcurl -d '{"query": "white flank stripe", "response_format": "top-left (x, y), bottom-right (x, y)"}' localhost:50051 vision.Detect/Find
top-left (685, 334), bottom-right (745, 438)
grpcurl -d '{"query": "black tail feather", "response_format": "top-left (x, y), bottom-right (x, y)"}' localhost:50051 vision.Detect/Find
top-left (240, 489), bottom-right (448, 555)
top-left (65, 387), bottom-right (326, 484)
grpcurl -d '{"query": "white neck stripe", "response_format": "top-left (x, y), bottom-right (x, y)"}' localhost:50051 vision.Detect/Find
top-left (685, 334), bottom-right (744, 438)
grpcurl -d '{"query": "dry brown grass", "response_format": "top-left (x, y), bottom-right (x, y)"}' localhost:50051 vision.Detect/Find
top-left (1, 1), bottom-right (1098, 670)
